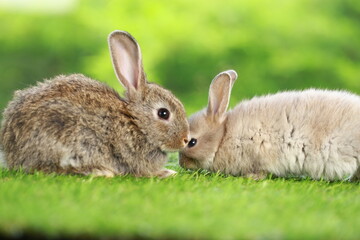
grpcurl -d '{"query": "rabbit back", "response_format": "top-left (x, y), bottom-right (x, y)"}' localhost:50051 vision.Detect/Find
top-left (220, 89), bottom-right (360, 180)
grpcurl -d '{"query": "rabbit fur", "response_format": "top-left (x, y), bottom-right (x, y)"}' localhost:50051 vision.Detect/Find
top-left (179, 70), bottom-right (360, 181)
top-left (0, 150), bottom-right (5, 168)
top-left (0, 30), bottom-right (189, 178)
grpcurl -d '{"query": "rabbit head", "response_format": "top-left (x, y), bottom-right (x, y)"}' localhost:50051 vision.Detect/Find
top-left (179, 70), bottom-right (237, 170)
top-left (109, 31), bottom-right (189, 151)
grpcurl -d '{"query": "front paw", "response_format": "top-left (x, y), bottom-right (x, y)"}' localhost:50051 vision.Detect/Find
top-left (155, 169), bottom-right (177, 178)
top-left (244, 172), bottom-right (267, 180)
top-left (90, 169), bottom-right (115, 178)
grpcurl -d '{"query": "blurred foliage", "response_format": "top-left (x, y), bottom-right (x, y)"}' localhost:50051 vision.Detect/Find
top-left (1, 0), bottom-right (360, 115)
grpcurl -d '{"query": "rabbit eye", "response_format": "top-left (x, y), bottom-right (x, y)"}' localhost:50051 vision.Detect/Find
top-left (158, 108), bottom-right (170, 120)
top-left (188, 138), bottom-right (197, 148)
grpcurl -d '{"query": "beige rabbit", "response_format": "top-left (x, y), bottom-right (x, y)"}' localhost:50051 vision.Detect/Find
top-left (179, 70), bottom-right (360, 181)
top-left (0, 30), bottom-right (190, 178)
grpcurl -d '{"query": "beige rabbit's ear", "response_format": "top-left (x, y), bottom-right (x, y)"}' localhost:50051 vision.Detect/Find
top-left (207, 70), bottom-right (238, 122)
top-left (224, 70), bottom-right (238, 87)
top-left (108, 30), bottom-right (145, 94)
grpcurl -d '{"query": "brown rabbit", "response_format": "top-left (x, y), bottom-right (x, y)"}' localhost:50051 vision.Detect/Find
top-left (0, 30), bottom-right (189, 178)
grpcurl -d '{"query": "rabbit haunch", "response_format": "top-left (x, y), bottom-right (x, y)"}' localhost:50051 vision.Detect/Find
top-left (180, 70), bottom-right (360, 181)
top-left (220, 90), bottom-right (360, 180)
top-left (0, 30), bottom-right (189, 178)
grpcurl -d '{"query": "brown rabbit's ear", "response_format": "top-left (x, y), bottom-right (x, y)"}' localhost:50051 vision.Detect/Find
top-left (207, 70), bottom-right (238, 122)
top-left (108, 30), bottom-right (145, 94)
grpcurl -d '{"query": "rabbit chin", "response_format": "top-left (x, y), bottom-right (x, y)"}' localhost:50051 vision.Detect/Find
top-left (179, 152), bottom-right (215, 171)
top-left (160, 143), bottom-right (187, 152)
top-left (179, 154), bottom-right (198, 170)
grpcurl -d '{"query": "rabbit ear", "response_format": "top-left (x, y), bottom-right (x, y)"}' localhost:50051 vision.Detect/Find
top-left (224, 70), bottom-right (238, 87)
top-left (108, 30), bottom-right (145, 93)
top-left (207, 70), bottom-right (238, 122)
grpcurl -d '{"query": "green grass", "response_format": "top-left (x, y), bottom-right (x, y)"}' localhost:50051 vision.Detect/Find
top-left (0, 154), bottom-right (359, 240)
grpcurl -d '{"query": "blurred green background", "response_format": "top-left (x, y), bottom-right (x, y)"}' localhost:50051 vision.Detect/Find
top-left (1, 0), bottom-right (360, 116)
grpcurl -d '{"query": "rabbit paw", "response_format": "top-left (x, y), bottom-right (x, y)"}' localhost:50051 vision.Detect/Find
top-left (155, 169), bottom-right (177, 178)
top-left (91, 169), bottom-right (115, 178)
top-left (244, 172), bottom-right (267, 181)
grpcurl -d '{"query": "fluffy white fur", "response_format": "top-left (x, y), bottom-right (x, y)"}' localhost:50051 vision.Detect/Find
top-left (180, 70), bottom-right (360, 181)
top-left (221, 89), bottom-right (359, 179)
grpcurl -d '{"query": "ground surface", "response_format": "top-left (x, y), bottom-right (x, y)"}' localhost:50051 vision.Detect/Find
top-left (0, 154), bottom-right (359, 239)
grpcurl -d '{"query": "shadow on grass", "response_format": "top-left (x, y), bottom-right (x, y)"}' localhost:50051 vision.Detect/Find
top-left (1, 166), bottom-right (357, 186)
top-left (0, 230), bottom-right (176, 240)
top-left (177, 167), bottom-right (358, 185)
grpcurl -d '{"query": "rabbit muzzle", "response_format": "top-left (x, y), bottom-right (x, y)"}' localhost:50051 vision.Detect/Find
top-left (161, 140), bottom-right (189, 152)
top-left (160, 131), bottom-right (190, 152)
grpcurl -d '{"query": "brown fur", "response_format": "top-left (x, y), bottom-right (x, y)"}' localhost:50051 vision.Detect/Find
top-left (0, 31), bottom-right (189, 178)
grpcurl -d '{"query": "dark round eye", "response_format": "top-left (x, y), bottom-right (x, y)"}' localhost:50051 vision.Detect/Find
top-left (157, 108), bottom-right (170, 120)
top-left (188, 138), bottom-right (197, 148)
